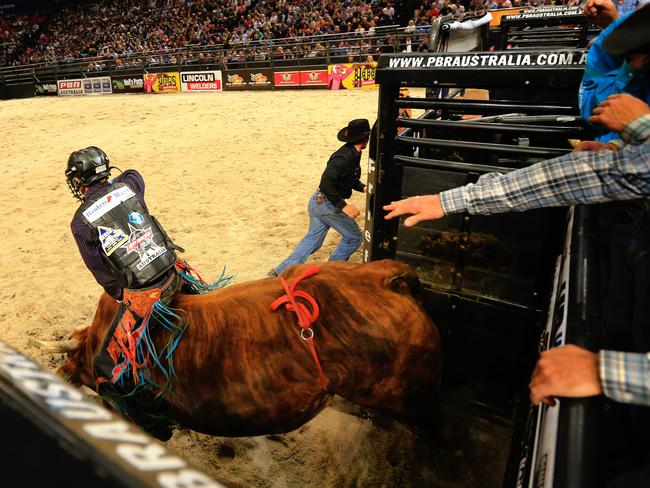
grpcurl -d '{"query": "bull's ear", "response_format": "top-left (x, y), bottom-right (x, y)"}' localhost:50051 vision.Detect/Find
top-left (386, 271), bottom-right (422, 297)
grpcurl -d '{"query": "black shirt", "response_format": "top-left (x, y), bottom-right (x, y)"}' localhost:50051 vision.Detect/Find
top-left (319, 142), bottom-right (365, 209)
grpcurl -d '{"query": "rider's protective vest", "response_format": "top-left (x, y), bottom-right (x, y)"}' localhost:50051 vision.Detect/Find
top-left (75, 181), bottom-right (177, 290)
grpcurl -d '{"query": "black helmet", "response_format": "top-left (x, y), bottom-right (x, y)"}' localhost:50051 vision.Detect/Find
top-left (65, 146), bottom-right (111, 201)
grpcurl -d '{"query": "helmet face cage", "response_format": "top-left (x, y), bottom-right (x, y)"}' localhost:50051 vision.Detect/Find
top-left (65, 147), bottom-right (110, 201)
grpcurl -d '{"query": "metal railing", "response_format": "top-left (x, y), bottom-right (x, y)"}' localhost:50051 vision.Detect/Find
top-left (0, 23), bottom-right (431, 85)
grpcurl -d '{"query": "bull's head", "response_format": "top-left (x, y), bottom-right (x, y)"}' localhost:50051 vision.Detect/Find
top-left (30, 325), bottom-right (96, 389)
top-left (31, 293), bottom-right (119, 391)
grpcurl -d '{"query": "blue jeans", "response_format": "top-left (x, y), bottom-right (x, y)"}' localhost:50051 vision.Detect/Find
top-left (274, 191), bottom-right (362, 275)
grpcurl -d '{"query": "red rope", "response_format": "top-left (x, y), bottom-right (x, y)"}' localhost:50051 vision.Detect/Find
top-left (270, 265), bottom-right (328, 391)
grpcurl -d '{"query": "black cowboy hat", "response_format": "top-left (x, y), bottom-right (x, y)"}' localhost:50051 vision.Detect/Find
top-left (603, 6), bottom-right (650, 56)
top-left (337, 118), bottom-right (371, 143)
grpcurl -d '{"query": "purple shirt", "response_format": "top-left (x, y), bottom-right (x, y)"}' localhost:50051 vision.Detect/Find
top-left (70, 170), bottom-right (148, 301)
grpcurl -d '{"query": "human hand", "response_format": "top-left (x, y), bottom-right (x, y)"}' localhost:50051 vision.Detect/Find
top-left (342, 203), bottom-right (360, 218)
top-left (590, 94), bottom-right (650, 133)
top-left (572, 140), bottom-right (618, 153)
top-left (529, 344), bottom-right (602, 407)
top-left (582, 0), bottom-right (618, 28)
top-left (383, 194), bottom-right (445, 226)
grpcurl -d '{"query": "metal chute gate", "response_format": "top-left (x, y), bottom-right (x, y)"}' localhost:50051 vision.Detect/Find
top-left (366, 49), bottom-right (603, 487)
top-left (495, 6), bottom-right (599, 50)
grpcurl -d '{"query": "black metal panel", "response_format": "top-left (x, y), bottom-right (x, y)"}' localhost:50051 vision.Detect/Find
top-left (554, 206), bottom-right (603, 488)
top-left (0, 340), bottom-right (228, 488)
top-left (369, 48), bottom-right (600, 488)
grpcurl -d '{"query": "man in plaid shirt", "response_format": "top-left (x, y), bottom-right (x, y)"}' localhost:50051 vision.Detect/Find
top-left (385, 93), bottom-right (650, 407)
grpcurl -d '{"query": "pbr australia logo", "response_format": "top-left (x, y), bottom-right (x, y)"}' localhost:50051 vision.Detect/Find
top-left (60, 80), bottom-right (81, 89)
top-left (282, 73), bottom-right (292, 82)
top-left (126, 224), bottom-right (167, 271)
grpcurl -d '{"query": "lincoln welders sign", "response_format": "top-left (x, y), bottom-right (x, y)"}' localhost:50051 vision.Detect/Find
top-left (384, 50), bottom-right (586, 70)
top-left (180, 71), bottom-right (222, 92)
top-left (0, 340), bottom-right (227, 488)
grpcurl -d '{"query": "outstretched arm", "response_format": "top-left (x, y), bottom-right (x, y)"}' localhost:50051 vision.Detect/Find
top-left (384, 112), bottom-right (650, 225)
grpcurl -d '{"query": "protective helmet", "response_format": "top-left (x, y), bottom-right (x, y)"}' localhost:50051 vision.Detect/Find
top-left (65, 146), bottom-right (111, 201)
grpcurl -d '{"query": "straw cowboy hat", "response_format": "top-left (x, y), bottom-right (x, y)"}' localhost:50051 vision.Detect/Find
top-left (337, 118), bottom-right (371, 143)
top-left (603, 6), bottom-right (650, 55)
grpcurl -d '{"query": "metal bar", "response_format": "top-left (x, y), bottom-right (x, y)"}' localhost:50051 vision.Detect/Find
top-left (463, 114), bottom-right (583, 124)
top-left (394, 154), bottom-right (520, 174)
top-left (395, 98), bottom-right (575, 114)
top-left (396, 135), bottom-right (570, 157)
top-left (398, 118), bottom-right (585, 134)
top-left (554, 205), bottom-right (603, 488)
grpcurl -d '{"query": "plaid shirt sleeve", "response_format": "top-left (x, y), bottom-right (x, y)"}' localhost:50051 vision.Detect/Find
top-left (599, 350), bottom-right (650, 406)
top-left (439, 116), bottom-right (650, 215)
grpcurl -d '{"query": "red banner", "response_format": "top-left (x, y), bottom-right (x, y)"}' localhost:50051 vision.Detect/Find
top-left (274, 71), bottom-right (300, 87)
top-left (300, 70), bottom-right (328, 86)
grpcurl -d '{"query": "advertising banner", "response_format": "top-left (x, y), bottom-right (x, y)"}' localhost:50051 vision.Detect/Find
top-left (273, 69), bottom-right (328, 88)
top-left (248, 69), bottom-right (273, 89)
top-left (383, 50), bottom-right (586, 70)
top-left (112, 76), bottom-right (144, 93)
top-left (180, 71), bottom-right (222, 92)
top-left (223, 71), bottom-right (247, 90)
top-left (81, 76), bottom-right (112, 95)
top-left (327, 62), bottom-right (377, 90)
top-left (274, 70), bottom-right (300, 88)
top-left (502, 6), bottom-right (582, 21)
top-left (300, 69), bottom-right (328, 87)
top-left (34, 82), bottom-right (58, 96)
top-left (57, 79), bottom-right (84, 96)
top-left (223, 69), bottom-right (273, 90)
top-left (143, 72), bottom-right (180, 93)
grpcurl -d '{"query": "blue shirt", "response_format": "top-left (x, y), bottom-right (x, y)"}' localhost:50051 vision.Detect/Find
top-left (578, 13), bottom-right (650, 141)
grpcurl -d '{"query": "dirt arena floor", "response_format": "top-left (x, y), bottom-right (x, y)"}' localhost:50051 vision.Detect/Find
top-left (0, 89), bottom-right (507, 487)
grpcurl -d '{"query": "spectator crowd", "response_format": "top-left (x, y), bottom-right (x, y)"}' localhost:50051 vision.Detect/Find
top-left (2, 0), bottom-right (582, 68)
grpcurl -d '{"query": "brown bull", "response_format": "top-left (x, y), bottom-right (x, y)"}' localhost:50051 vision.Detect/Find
top-left (51, 259), bottom-right (442, 437)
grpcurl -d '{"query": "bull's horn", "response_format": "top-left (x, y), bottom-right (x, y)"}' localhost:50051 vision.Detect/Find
top-left (28, 338), bottom-right (79, 353)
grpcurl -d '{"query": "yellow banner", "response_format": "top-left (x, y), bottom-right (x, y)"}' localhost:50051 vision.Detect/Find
top-left (143, 72), bottom-right (180, 93)
top-left (328, 62), bottom-right (377, 90)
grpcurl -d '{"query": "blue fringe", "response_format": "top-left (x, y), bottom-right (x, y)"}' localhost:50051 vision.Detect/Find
top-left (179, 265), bottom-right (235, 294)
